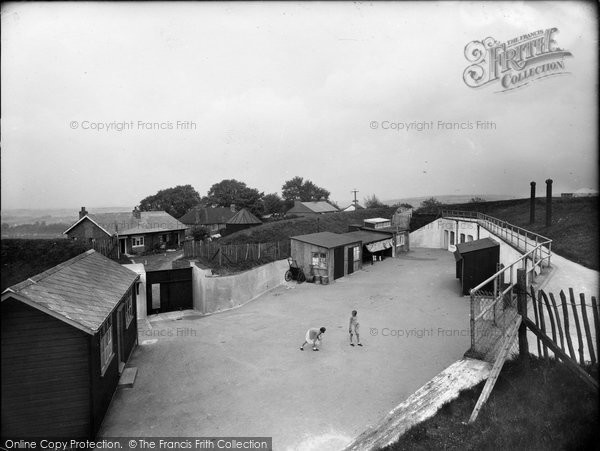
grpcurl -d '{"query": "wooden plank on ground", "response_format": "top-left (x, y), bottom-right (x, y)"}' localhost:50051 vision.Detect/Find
top-left (469, 315), bottom-right (521, 423)
top-left (344, 358), bottom-right (491, 451)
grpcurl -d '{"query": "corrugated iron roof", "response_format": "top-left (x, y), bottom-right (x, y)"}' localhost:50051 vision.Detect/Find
top-left (291, 231), bottom-right (360, 249)
top-left (2, 250), bottom-right (139, 334)
top-left (226, 208), bottom-right (262, 225)
top-left (64, 211), bottom-right (187, 236)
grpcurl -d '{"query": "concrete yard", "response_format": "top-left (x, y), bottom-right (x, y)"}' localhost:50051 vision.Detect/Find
top-left (99, 248), bottom-right (471, 450)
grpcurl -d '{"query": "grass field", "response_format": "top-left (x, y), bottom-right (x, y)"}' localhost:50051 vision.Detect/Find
top-left (383, 357), bottom-right (598, 450)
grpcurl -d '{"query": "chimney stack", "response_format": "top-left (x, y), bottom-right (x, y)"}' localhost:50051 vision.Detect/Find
top-left (133, 206), bottom-right (141, 219)
top-left (529, 182), bottom-right (536, 224)
top-left (545, 179), bottom-right (553, 227)
top-left (79, 207), bottom-right (88, 219)
top-left (230, 204), bottom-right (236, 212)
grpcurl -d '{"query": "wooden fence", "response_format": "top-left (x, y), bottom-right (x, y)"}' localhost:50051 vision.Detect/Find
top-left (183, 239), bottom-right (291, 265)
top-left (469, 269), bottom-right (598, 423)
top-left (529, 287), bottom-right (598, 367)
top-left (90, 236), bottom-right (119, 260)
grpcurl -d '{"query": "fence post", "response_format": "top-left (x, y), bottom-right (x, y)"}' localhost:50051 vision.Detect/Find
top-left (517, 269), bottom-right (529, 366)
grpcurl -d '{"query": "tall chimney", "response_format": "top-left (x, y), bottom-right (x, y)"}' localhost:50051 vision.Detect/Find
top-left (529, 182), bottom-right (536, 224)
top-left (545, 179), bottom-right (553, 227)
top-left (133, 206), bottom-right (141, 219)
top-left (79, 207), bottom-right (88, 219)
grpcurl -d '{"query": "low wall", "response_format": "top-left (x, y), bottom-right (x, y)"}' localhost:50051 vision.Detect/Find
top-left (192, 259), bottom-right (288, 314)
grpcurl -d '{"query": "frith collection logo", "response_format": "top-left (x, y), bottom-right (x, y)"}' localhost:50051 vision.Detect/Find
top-left (463, 28), bottom-right (572, 92)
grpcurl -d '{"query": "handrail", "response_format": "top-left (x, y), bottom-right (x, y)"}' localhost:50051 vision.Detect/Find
top-left (441, 209), bottom-right (552, 243)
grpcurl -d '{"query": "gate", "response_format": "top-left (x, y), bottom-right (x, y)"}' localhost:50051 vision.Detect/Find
top-left (146, 268), bottom-right (193, 315)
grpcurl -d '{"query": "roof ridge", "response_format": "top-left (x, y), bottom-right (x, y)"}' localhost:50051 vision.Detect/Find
top-left (9, 250), bottom-right (96, 292)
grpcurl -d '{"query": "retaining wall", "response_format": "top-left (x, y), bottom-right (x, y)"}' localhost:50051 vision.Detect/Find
top-left (192, 259), bottom-right (288, 314)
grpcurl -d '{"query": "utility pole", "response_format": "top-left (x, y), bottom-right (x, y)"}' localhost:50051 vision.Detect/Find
top-left (351, 189), bottom-right (359, 206)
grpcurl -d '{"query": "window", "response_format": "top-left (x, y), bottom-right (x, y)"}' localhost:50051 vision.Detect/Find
top-left (467, 235), bottom-right (474, 242)
top-left (460, 233), bottom-right (465, 243)
top-left (132, 236), bottom-right (144, 247)
top-left (353, 246), bottom-right (360, 261)
top-left (450, 231), bottom-right (455, 245)
top-left (125, 289), bottom-right (134, 327)
top-left (311, 252), bottom-right (327, 269)
top-left (99, 317), bottom-right (114, 375)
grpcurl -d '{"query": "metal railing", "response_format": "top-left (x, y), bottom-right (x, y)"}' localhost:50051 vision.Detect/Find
top-left (441, 210), bottom-right (552, 268)
top-left (441, 210), bottom-right (553, 360)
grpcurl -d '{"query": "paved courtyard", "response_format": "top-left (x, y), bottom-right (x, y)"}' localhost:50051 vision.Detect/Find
top-left (99, 248), bottom-right (470, 450)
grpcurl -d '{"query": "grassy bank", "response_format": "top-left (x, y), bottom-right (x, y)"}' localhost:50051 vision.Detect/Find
top-left (219, 206), bottom-right (397, 244)
top-left (383, 357), bottom-right (598, 450)
top-left (442, 197), bottom-right (598, 270)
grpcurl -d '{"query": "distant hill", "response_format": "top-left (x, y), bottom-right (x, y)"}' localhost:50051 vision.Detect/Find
top-left (1, 206), bottom-right (133, 226)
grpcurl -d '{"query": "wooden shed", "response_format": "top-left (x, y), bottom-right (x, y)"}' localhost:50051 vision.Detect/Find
top-left (454, 238), bottom-right (500, 295)
top-left (343, 230), bottom-right (394, 262)
top-left (290, 232), bottom-right (361, 282)
top-left (1, 250), bottom-right (139, 438)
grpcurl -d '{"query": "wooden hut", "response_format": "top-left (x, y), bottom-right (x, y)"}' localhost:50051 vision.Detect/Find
top-left (454, 238), bottom-right (500, 295)
top-left (1, 250), bottom-right (139, 438)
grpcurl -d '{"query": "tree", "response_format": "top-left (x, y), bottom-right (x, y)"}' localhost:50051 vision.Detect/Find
top-left (191, 225), bottom-right (210, 241)
top-left (139, 185), bottom-right (201, 218)
top-left (364, 194), bottom-right (387, 208)
top-left (281, 176), bottom-right (330, 202)
top-left (263, 193), bottom-right (284, 215)
top-left (205, 179), bottom-right (265, 217)
top-left (419, 197), bottom-right (444, 212)
top-left (470, 197), bottom-right (486, 203)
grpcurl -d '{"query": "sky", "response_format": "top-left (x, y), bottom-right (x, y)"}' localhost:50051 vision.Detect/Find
top-left (1, 1), bottom-right (597, 210)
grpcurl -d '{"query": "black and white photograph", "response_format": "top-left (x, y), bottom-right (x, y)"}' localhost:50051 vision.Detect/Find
top-left (1, 2), bottom-right (598, 450)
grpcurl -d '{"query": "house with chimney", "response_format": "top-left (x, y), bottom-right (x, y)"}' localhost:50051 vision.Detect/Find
top-left (285, 200), bottom-right (339, 217)
top-left (63, 207), bottom-right (187, 255)
top-left (178, 204), bottom-right (238, 236)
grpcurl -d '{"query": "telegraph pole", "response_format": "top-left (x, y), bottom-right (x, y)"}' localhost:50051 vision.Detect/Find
top-left (351, 189), bottom-right (359, 206)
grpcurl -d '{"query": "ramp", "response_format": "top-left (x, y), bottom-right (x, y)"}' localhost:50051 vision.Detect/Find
top-left (344, 358), bottom-right (491, 451)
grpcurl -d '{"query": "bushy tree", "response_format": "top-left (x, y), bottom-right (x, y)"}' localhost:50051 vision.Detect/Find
top-left (191, 225), bottom-right (210, 241)
top-left (364, 194), bottom-right (387, 208)
top-left (281, 176), bottom-right (330, 202)
top-left (205, 179), bottom-right (265, 217)
top-left (470, 197), bottom-right (486, 203)
top-left (421, 197), bottom-right (443, 209)
top-left (139, 185), bottom-right (201, 218)
top-left (263, 193), bottom-right (284, 215)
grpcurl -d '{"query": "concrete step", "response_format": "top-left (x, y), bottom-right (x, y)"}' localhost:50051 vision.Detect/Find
top-left (118, 367), bottom-right (138, 388)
